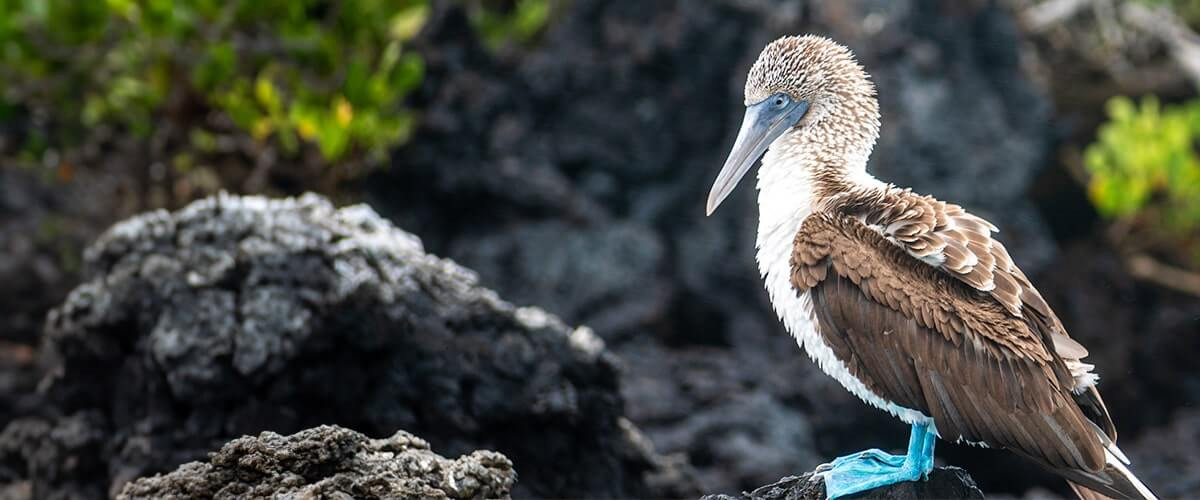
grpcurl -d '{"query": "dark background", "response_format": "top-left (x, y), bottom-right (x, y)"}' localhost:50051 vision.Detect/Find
top-left (1, 0), bottom-right (1198, 498)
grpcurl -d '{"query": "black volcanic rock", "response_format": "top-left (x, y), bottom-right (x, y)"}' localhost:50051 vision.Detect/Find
top-left (0, 193), bottom-right (692, 499)
top-left (1125, 410), bottom-right (1200, 499)
top-left (700, 467), bottom-right (984, 500)
top-left (0, 169), bottom-right (115, 345)
top-left (117, 425), bottom-right (516, 500)
top-left (0, 412), bottom-right (108, 499)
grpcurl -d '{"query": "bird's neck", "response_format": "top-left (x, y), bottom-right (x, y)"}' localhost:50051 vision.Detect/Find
top-left (755, 124), bottom-right (881, 229)
top-left (753, 120), bottom-right (883, 279)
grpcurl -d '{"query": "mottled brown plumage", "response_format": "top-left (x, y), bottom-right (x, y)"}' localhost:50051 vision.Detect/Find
top-left (792, 211), bottom-right (1096, 460)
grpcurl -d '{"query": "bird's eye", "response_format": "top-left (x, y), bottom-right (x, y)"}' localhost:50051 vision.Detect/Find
top-left (773, 95), bottom-right (787, 107)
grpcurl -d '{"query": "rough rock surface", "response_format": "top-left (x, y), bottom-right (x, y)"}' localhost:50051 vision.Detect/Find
top-left (373, 0), bottom-right (1061, 493)
top-left (700, 467), bottom-right (984, 500)
top-left (118, 425), bottom-right (516, 500)
top-left (0, 193), bottom-right (690, 499)
top-left (1125, 410), bottom-right (1200, 499)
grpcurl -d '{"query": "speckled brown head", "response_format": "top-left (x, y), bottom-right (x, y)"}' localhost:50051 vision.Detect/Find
top-left (706, 35), bottom-right (880, 215)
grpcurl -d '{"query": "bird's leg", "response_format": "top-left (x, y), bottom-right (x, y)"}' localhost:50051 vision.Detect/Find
top-left (820, 422), bottom-right (936, 500)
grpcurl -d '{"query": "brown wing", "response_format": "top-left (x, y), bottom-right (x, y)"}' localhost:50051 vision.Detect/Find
top-left (831, 186), bottom-right (1116, 440)
top-left (835, 185), bottom-right (1056, 316)
top-left (791, 212), bottom-right (1106, 475)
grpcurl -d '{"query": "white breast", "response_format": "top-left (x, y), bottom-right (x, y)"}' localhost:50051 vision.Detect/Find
top-left (754, 140), bottom-right (931, 426)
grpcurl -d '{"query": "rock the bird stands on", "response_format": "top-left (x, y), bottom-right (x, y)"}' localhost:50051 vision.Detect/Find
top-left (704, 35), bottom-right (1157, 500)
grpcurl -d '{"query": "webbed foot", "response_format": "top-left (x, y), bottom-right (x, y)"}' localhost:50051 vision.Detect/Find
top-left (820, 423), bottom-right (937, 499)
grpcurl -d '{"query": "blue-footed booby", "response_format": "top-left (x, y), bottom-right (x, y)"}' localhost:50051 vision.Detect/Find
top-left (705, 35), bottom-right (1156, 500)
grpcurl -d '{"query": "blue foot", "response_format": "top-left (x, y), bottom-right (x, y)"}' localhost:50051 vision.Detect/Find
top-left (821, 423), bottom-right (937, 500)
top-left (829, 448), bottom-right (906, 468)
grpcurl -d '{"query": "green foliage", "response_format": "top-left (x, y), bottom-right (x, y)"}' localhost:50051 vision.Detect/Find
top-left (467, 0), bottom-right (553, 50)
top-left (1084, 95), bottom-right (1200, 262)
top-left (0, 0), bottom-right (428, 165)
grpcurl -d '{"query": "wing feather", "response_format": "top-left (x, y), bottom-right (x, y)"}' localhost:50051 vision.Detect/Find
top-left (792, 213), bottom-right (1108, 476)
top-left (831, 187), bottom-right (1105, 400)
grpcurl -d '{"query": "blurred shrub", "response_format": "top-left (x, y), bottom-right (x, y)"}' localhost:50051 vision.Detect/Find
top-left (1139, 0), bottom-right (1200, 27)
top-left (1085, 95), bottom-right (1200, 264)
top-left (466, 0), bottom-right (552, 50)
top-left (0, 0), bottom-right (429, 168)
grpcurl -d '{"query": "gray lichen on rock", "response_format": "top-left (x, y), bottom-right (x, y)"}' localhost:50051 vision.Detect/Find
top-left (117, 425), bottom-right (516, 500)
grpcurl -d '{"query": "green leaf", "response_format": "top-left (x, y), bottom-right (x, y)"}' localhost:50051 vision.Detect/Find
top-left (254, 74), bottom-right (282, 114)
top-left (192, 42), bottom-right (236, 91)
top-left (389, 3), bottom-right (428, 41)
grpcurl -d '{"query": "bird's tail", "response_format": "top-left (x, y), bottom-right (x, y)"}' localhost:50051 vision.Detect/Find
top-left (1070, 482), bottom-right (1113, 500)
top-left (1063, 446), bottom-right (1157, 500)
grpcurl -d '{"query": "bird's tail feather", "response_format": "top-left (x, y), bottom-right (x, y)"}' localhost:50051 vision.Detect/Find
top-left (1063, 447), bottom-right (1156, 500)
top-left (1069, 481), bottom-right (1111, 500)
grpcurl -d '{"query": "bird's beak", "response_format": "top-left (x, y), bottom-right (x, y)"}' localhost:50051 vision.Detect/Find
top-left (706, 98), bottom-right (809, 215)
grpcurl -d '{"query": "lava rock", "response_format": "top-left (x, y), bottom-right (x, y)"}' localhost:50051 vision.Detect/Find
top-left (0, 412), bottom-right (108, 499)
top-left (0, 168), bottom-right (116, 345)
top-left (0, 168), bottom-right (130, 435)
top-left (0, 193), bottom-right (691, 499)
top-left (1125, 410), bottom-right (1200, 499)
top-left (449, 221), bottom-right (669, 342)
top-left (117, 425), bottom-right (516, 500)
top-left (700, 467), bottom-right (984, 500)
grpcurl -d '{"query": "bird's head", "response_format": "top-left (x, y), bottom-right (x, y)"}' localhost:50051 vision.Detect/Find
top-left (706, 35), bottom-right (879, 215)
